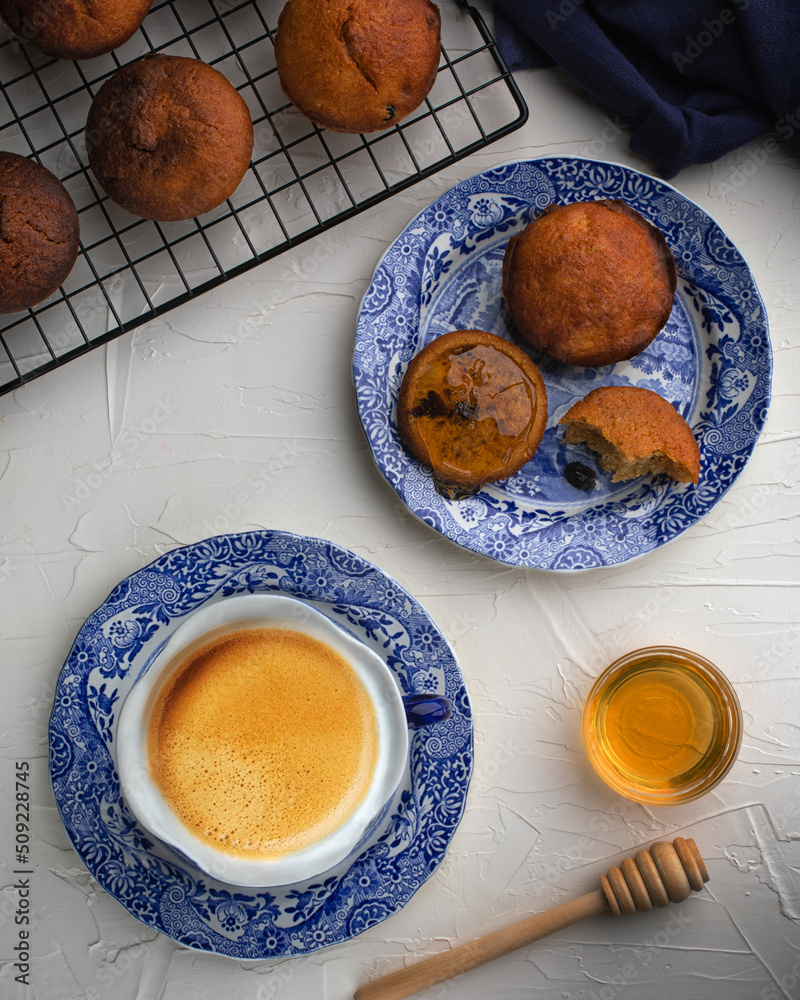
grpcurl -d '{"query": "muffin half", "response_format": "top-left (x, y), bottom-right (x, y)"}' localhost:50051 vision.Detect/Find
top-left (397, 329), bottom-right (548, 499)
top-left (560, 385), bottom-right (700, 483)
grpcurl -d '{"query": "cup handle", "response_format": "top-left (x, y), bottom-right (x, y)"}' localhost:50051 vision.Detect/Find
top-left (402, 694), bottom-right (452, 729)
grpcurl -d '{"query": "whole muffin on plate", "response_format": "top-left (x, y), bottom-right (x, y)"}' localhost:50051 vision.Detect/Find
top-left (560, 385), bottom-right (700, 483)
top-left (502, 200), bottom-right (677, 367)
top-left (397, 329), bottom-right (548, 499)
top-left (87, 54), bottom-right (253, 222)
top-left (274, 0), bottom-right (441, 133)
top-left (0, 151), bottom-right (79, 314)
top-left (0, 0), bottom-right (152, 60)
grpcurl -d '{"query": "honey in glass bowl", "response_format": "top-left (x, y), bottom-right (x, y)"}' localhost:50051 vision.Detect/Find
top-left (582, 646), bottom-right (742, 806)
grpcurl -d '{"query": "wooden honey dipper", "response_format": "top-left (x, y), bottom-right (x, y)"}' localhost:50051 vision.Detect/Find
top-left (354, 837), bottom-right (709, 1000)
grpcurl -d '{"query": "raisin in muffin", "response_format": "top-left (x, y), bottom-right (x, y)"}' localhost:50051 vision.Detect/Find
top-left (275, 0), bottom-right (441, 134)
top-left (503, 200), bottom-right (677, 367)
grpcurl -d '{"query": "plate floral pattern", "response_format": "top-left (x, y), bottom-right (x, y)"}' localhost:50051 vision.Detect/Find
top-left (353, 157), bottom-right (771, 570)
top-left (49, 531), bottom-right (472, 958)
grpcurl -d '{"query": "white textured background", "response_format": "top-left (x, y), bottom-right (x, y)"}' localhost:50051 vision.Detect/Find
top-left (2, 2), bottom-right (800, 997)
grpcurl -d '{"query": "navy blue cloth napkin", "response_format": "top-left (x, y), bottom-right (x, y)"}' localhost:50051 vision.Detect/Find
top-left (493, 0), bottom-right (800, 178)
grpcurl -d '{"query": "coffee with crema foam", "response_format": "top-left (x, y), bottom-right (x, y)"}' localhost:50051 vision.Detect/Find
top-left (147, 628), bottom-right (379, 859)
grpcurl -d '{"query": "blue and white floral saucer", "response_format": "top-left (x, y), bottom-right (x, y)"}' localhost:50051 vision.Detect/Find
top-left (354, 157), bottom-right (771, 570)
top-left (49, 531), bottom-right (472, 959)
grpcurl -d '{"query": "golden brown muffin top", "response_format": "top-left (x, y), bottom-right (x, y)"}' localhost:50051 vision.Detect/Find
top-left (502, 200), bottom-right (677, 368)
top-left (0, 151), bottom-right (79, 314)
top-left (560, 385), bottom-right (700, 483)
top-left (87, 55), bottom-right (254, 222)
top-left (0, 0), bottom-right (152, 60)
top-left (397, 329), bottom-right (548, 497)
top-left (275, 0), bottom-right (441, 133)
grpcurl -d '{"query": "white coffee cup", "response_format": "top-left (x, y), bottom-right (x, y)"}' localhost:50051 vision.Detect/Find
top-left (116, 593), bottom-right (444, 887)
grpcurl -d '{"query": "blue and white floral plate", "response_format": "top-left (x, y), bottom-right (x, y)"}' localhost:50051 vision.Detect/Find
top-left (49, 531), bottom-right (472, 959)
top-left (354, 157), bottom-right (771, 570)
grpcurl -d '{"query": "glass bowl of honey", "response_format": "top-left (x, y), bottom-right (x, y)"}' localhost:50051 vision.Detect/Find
top-left (582, 646), bottom-right (742, 806)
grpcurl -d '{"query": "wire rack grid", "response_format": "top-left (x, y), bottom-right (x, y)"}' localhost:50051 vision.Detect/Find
top-left (0, 0), bottom-right (527, 396)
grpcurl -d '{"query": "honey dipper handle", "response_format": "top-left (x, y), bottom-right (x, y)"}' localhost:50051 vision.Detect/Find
top-left (353, 889), bottom-right (608, 1000)
top-left (355, 839), bottom-right (709, 1000)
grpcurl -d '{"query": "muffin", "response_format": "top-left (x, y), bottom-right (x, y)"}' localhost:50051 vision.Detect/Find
top-left (87, 54), bottom-right (254, 222)
top-left (502, 200), bottom-right (677, 367)
top-left (0, 151), bottom-right (79, 314)
top-left (274, 0), bottom-right (441, 134)
top-left (560, 385), bottom-right (700, 483)
top-left (0, 0), bottom-right (152, 60)
top-left (397, 329), bottom-right (548, 499)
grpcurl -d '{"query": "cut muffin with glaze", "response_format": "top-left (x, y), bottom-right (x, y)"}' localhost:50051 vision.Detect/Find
top-left (397, 329), bottom-right (548, 499)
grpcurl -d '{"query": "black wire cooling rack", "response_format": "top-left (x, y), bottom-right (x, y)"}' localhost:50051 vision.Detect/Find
top-left (0, 0), bottom-right (527, 396)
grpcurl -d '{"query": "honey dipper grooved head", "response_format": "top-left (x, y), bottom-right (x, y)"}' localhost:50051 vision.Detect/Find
top-left (601, 838), bottom-right (709, 915)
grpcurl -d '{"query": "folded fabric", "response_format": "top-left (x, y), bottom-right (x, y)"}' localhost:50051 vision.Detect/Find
top-left (493, 0), bottom-right (800, 178)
